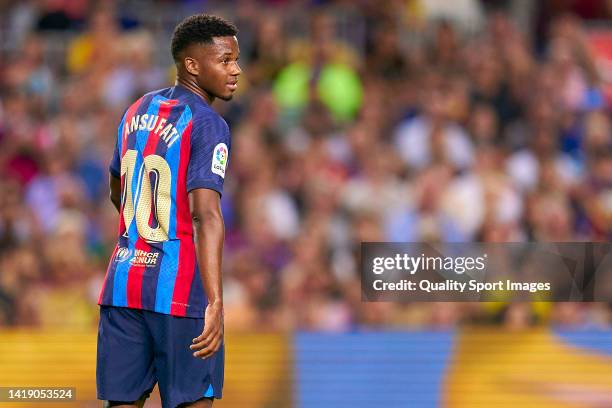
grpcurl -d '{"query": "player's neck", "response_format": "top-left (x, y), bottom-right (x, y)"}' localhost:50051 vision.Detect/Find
top-left (176, 78), bottom-right (215, 105)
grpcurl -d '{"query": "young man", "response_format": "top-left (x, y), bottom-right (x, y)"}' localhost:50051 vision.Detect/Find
top-left (96, 14), bottom-right (240, 408)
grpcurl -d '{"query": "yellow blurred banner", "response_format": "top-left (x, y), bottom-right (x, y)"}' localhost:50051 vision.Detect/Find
top-left (0, 330), bottom-right (291, 408)
top-left (5, 327), bottom-right (612, 408)
top-left (445, 328), bottom-right (612, 408)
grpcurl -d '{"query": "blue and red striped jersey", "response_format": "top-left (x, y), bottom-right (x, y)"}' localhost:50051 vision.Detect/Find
top-left (98, 85), bottom-right (230, 317)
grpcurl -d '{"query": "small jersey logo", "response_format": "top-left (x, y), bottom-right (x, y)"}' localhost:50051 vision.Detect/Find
top-left (211, 142), bottom-right (228, 178)
top-left (130, 249), bottom-right (159, 267)
top-left (115, 247), bottom-right (132, 262)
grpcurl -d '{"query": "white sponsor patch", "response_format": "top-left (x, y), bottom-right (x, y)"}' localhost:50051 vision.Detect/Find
top-left (211, 142), bottom-right (229, 178)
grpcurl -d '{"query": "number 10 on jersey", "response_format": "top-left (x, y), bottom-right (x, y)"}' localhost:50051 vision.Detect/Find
top-left (121, 149), bottom-right (172, 242)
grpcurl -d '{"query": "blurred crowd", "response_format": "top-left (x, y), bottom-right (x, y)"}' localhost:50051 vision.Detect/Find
top-left (0, 0), bottom-right (610, 330)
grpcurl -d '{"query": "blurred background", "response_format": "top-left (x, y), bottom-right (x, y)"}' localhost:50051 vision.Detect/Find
top-left (0, 0), bottom-right (611, 407)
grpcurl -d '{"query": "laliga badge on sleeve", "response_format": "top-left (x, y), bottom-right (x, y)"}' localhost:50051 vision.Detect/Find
top-left (211, 142), bottom-right (229, 178)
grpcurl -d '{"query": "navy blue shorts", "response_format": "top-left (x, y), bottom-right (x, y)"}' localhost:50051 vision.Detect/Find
top-left (97, 305), bottom-right (224, 407)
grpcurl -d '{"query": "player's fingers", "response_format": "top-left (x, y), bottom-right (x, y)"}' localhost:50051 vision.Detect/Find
top-left (190, 327), bottom-right (221, 350)
top-left (192, 328), bottom-right (210, 343)
top-left (193, 318), bottom-right (222, 343)
top-left (195, 337), bottom-right (221, 359)
top-left (193, 333), bottom-right (221, 355)
top-left (192, 324), bottom-right (216, 343)
top-left (190, 335), bottom-right (213, 350)
top-left (191, 325), bottom-right (220, 347)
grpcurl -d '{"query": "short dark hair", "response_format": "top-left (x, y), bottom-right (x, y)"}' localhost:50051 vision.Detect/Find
top-left (171, 14), bottom-right (238, 62)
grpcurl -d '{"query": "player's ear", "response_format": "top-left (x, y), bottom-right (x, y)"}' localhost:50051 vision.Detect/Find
top-left (184, 56), bottom-right (199, 76)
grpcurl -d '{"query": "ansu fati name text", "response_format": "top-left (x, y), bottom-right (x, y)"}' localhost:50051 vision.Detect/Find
top-left (124, 114), bottom-right (180, 147)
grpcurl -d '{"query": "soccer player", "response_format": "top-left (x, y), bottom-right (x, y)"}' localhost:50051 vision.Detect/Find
top-left (96, 14), bottom-right (240, 408)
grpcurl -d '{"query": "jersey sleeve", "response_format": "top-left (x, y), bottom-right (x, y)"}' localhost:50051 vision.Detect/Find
top-left (109, 112), bottom-right (127, 178)
top-left (186, 111), bottom-right (231, 196)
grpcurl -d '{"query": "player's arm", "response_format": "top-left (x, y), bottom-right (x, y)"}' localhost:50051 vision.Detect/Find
top-left (109, 174), bottom-right (121, 212)
top-left (189, 188), bottom-right (224, 359)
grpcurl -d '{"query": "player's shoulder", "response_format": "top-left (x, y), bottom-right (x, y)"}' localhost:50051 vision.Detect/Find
top-left (123, 87), bottom-right (173, 113)
top-left (139, 86), bottom-right (175, 102)
top-left (191, 104), bottom-right (229, 135)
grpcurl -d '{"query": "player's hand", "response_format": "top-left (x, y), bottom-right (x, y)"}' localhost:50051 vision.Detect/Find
top-left (190, 301), bottom-right (224, 359)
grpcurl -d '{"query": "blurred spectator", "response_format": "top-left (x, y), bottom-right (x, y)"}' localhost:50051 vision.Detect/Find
top-left (273, 12), bottom-right (363, 124)
top-left (66, 5), bottom-right (121, 74)
top-left (394, 72), bottom-right (474, 171)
